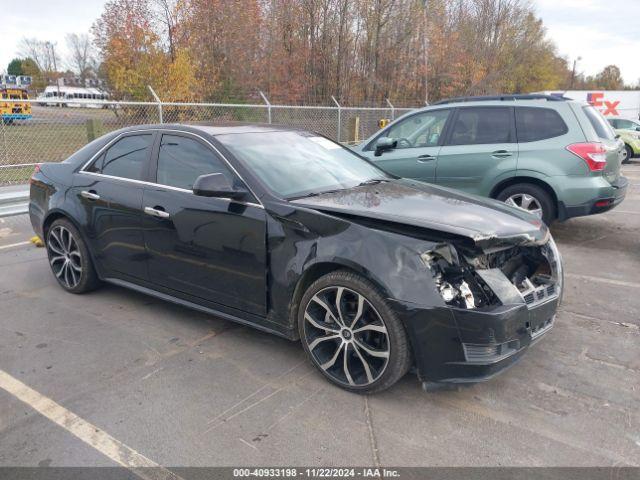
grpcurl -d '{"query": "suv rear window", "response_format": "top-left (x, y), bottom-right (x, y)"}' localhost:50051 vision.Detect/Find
top-left (583, 106), bottom-right (615, 140)
top-left (515, 107), bottom-right (568, 142)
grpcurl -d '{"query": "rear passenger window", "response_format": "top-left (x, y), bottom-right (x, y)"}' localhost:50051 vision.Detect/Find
top-left (448, 107), bottom-right (511, 145)
top-left (515, 107), bottom-right (568, 142)
top-left (583, 106), bottom-right (616, 140)
top-left (88, 134), bottom-right (153, 180)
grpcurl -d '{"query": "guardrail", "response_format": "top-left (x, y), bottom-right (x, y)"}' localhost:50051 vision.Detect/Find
top-left (0, 185), bottom-right (29, 217)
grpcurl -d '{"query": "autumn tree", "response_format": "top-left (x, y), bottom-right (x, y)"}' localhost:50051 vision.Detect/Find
top-left (594, 65), bottom-right (624, 90)
top-left (90, 0), bottom-right (627, 105)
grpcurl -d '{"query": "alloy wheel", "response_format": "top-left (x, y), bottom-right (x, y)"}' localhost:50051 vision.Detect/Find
top-left (47, 225), bottom-right (82, 289)
top-left (303, 286), bottom-right (390, 387)
top-left (505, 193), bottom-right (543, 218)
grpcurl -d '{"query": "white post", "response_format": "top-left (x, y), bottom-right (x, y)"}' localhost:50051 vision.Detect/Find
top-left (386, 98), bottom-right (395, 120)
top-left (259, 91), bottom-right (272, 124)
top-left (147, 85), bottom-right (163, 124)
top-left (331, 96), bottom-right (341, 142)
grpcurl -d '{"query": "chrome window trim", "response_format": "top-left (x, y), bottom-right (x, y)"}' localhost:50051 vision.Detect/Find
top-left (78, 127), bottom-right (264, 208)
top-left (78, 171), bottom-right (264, 209)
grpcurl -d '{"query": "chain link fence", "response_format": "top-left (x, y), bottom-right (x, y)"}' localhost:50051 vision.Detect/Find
top-left (0, 99), bottom-right (415, 186)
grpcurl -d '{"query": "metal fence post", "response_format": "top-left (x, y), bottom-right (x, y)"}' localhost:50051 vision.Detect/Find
top-left (147, 85), bottom-right (163, 124)
top-left (331, 96), bottom-right (341, 142)
top-left (259, 91), bottom-right (272, 124)
top-left (386, 98), bottom-right (395, 120)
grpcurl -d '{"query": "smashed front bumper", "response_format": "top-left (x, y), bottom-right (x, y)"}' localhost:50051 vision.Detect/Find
top-left (392, 291), bottom-right (559, 388)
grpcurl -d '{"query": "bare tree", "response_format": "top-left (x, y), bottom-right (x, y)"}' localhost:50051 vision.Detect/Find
top-left (66, 33), bottom-right (96, 78)
top-left (18, 38), bottom-right (60, 72)
top-left (151, 0), bottom-right (184, 62)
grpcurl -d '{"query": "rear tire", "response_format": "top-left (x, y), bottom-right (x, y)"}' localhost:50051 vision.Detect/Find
top-left (46, 218), bottom-right (101, 294)
top-left (623, 144), bottom-right (633, 164)
top-left (496, 183), bottom-right (556, 225)
top-left (298, 270), bottom-right (411, 394)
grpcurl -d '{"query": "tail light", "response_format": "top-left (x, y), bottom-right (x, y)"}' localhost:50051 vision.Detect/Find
top-left (29, 164), bottom-right (41, 184)
top-left (566, 143), bottom-right (607, 172)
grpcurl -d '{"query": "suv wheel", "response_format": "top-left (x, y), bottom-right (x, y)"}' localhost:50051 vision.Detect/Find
top-left (496, 183), bottom-right (555, 225)
top-left (46, 218), bottom-right (101, 294)
top-left (623, 144), bottom-right (633, 164)
top-left (298, 270), bottom-right (411, 393)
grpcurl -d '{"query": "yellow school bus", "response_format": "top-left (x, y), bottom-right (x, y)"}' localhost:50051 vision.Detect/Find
top-left (1, 87), bottom-right (32, 123)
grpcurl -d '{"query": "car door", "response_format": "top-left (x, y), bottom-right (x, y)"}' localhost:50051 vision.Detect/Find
top-left (361, 109), bottom-right (452, 183)
top-left (73, 132), bottom-right (155, 280)
top-left (435, 106), bottom-right (518, 195)
top-left (142, 131), bottom-right (267, 316)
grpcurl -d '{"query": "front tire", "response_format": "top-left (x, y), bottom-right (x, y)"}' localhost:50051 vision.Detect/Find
top-left (298, 270), bottom-right (411, 393)
top-left (496, 183), bottom-right (555, 225)
top-left (46, 218), bottom-right (101, 294)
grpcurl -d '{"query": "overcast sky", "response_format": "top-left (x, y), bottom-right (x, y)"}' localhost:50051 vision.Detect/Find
top-left (2, 0), bottom-right (639, 85)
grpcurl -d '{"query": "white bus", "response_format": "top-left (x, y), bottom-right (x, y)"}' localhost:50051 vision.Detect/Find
top-left (36, 86), bottom-right (109, 108)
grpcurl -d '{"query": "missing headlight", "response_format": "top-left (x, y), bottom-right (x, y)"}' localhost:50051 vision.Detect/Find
top-left (421, 244), bottom-right (495, 309)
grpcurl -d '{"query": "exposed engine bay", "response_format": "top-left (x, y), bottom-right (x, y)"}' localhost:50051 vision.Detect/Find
top-left (422, 241), bottom-right (560, 309)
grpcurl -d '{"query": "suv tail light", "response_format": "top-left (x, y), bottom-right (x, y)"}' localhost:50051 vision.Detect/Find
top-left (566, 143), bottom-right (607, 171)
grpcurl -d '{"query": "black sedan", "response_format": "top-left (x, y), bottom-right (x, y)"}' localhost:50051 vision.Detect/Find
top-left (29, 124), bottom-right (562, 393)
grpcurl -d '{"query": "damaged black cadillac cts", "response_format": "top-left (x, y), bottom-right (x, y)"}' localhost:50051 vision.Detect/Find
top-left (29, 124), bottom-right (562, 393)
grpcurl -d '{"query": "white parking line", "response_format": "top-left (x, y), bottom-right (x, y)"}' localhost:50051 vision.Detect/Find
top-left (0, 241), bottom-right (31, 250)
top-left (0, 369), bottom-right (182, 480)
top-left (565, 273), bottom-right (640, 290)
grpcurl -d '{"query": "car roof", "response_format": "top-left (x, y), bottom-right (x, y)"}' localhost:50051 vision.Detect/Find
top-left (111, 122), bottom-right (306, 138)
top-left (426, 99), bottom-right (581, 109)
top-left (157, 122), bottom-right (304, 136)
top-left (191, 123), bottom-right (304, 136)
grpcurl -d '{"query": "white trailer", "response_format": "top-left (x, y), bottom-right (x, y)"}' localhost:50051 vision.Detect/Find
top-left (537, 90), bottom-right (640, 121)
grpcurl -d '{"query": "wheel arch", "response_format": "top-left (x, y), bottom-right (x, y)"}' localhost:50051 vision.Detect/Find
top-left (42, 209), bottom-right (82, 238)
top-left (490, 176), bottom-right (559, 210)
top-left (42, 209), bottom-right (103, 278)
top-left (287, 260), bottom-right (393, 335)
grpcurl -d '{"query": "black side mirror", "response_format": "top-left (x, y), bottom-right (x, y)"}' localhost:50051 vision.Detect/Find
top-left (636, 127), bottom-right (640, 132)
top-left (374, 137), bottom-right (398, 157)
top-left (193, 173), bottom-right (247, 199)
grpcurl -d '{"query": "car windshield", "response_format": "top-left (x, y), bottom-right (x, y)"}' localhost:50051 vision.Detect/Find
top-left (217, 130), bottom-right (390, 199)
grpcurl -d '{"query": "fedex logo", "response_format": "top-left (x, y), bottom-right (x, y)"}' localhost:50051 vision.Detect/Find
top-left (587, 92), bottom-right (619, 116)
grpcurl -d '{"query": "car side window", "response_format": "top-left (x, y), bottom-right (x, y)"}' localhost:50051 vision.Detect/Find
top-left (447, 107), bottom-right (511, 145)
top-left (382, 109), bottom-right (450, 149)
top-left (156, 134), bottom-right (232, 190)
top-left (86, 134), bottom-right (153, 180)
top-left (515, 107), bottom-right (568, 142)
top-left (617, 119), bottom-right (636, 129)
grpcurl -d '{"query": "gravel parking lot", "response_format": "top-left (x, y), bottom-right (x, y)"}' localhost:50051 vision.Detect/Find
top-left (0, 164), bottom-right (639, 469)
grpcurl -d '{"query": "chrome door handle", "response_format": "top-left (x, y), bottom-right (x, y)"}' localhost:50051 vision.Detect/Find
top-left (491, 150), bottom-right (513, 158)
top-left (417, 155), bottom-right (436, 163)
top-left (144, 206), bottom-right (170, 219)
top-left (80, 190), bottom-right (100, 200)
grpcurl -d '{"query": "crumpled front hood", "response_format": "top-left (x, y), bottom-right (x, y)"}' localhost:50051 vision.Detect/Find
top-left (291, 179), bottom-right (549, 248)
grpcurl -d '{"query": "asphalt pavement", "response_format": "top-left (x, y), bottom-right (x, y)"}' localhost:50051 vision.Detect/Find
top-left (0, 164), bottom-right (638, 469)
